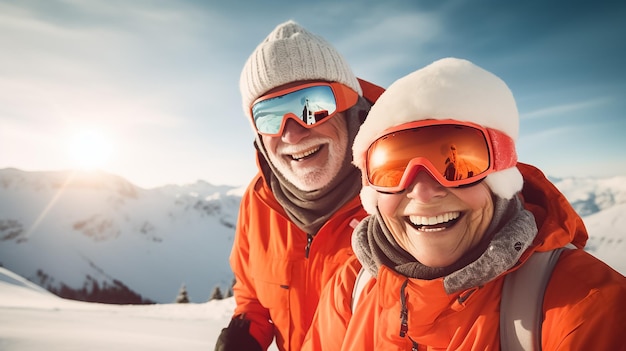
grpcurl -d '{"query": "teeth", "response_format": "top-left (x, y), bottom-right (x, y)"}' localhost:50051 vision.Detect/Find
top-left (291, 146), bottom-right (320, 160)
top-left (409, 211), bottom-right (460, 226)
top-left (421, 227), bottom-right (446, 232)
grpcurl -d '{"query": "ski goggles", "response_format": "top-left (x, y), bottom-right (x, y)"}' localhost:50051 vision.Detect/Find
top-left (365, 119), bottom-right (517, 193)
top-left (250, 82), bottom-right (358, 136)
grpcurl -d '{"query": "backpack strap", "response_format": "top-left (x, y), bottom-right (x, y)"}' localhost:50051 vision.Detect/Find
top-left (500, 245), bottom-right (574, 351)
top-left (351, 267), bottom-right (372, 312)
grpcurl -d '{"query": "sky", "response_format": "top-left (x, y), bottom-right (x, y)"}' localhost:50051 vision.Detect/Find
top-left (1, 0), bottom-right (625, 189)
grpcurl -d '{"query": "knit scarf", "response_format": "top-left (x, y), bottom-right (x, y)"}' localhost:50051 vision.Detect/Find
top-left (256, 97), bottom-right (371, 235)
top-left (352, 194), bottom-right (538, 294)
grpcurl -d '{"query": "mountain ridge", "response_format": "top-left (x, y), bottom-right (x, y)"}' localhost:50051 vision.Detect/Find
top-left (0, 168), bottom-right (243, 303)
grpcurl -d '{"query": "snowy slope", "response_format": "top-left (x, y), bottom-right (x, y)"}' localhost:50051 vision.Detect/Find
top-left (551, 176), bottom-right (626, 216)
top-left (552, 176), bottom-right (626, 274)
top-left (0, 266), bottom-right (240, 350)
top-left (578, 203), bottom-right (626, 274)
top-left (0, 168), bottom-right (243, 303)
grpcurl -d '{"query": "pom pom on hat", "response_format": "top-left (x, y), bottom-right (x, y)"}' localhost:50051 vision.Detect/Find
top-left (353, 58), bottom-right (523, 214)
top-left (239, 20), bottom-right (362, 117)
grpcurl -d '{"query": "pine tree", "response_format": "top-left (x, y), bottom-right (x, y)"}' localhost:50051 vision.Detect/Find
top-left (175, 283), bottom-right (190, 303)
top-left (225, 277), bottom-right (236, 298)
top-left (210, 286), bottom-right (223, 300)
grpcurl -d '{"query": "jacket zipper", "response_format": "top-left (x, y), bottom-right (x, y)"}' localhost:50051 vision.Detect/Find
top-left (399, 279), bottom-right (419, 350)
top-left (305, 233), bottom-right (313, 258)
top-left (399, 279), bottom-right (409, 337)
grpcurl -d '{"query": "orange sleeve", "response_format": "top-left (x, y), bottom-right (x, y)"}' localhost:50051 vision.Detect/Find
top-left (229, 185), bottom-right (275, 349)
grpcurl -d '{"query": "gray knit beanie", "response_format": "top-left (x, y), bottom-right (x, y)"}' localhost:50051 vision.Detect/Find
top-left (239, 20), bottom-right (362, 118)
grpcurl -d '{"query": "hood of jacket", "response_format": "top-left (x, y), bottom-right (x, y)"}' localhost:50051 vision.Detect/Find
top-left (517, 162), bottom-right (588, 253)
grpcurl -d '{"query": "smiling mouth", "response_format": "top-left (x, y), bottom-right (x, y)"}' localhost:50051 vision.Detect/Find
top-left (289, 145), bottom-right (322, 161)
top-left (407, 211), bottom-right (461, 232)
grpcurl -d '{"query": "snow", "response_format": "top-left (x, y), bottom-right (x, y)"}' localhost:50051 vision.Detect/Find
top-left (0, 266), bottom-right (277, 350)
top-left (552, 176), bottom-right (626, 216)
top-left (0, 169), bottom-right (240, 304)
top-left (579, 202), bottom-right (626, 274)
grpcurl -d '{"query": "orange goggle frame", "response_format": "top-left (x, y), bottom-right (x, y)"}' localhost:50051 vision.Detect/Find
top-left (250, 82), bottom-right (358, 137)
top-left (365, 119), bottom-right (517, 193)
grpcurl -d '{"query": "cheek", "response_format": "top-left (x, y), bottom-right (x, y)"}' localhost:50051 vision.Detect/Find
top-left (261, 135), bottom-right (278, 154)
top-left (454, 184), bottom-right (494, 230)
top-left (322, 113), bottom-right (348, 139)
top-left (454, 183), bottom-right (492, 210)
top-left (377, 194), bottom-right (403, 217)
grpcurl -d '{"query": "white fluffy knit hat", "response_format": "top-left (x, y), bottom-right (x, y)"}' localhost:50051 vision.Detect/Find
top-left (239, 20), bottom-right (362, 118)
top-left (353, 57), bottom-right (523, 214)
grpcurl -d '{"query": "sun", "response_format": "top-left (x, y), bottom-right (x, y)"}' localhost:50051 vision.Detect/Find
top-left (68, 129), bottom-right (114, 170)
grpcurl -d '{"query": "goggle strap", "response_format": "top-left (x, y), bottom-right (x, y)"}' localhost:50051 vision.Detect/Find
top-left (332, 83), bottom-right (359, 111)
top-left (488, 128), bottom-right (517, 171)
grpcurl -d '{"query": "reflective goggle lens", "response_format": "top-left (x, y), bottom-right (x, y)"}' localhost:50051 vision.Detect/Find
top-left (366, 122), bottom-right (493, 192)
top-left (251, 83), bottom-right (357, 136)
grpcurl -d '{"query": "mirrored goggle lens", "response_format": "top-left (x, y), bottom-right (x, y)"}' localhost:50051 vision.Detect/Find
top-left (252, 85), bottom-right (338, 136)
top-left (367, 124), bottom-right (491, 189)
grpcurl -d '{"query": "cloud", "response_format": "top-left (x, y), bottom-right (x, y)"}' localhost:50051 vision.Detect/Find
top-left (0, 0), bottom-right (235, 130)
top-left (519, 125), bottom-right (573, 145)
top-left (520, 97), bottom-right (611, 120)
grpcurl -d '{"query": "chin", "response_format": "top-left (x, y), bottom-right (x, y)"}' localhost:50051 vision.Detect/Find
top-left (290, 170), bottom-right (336, 191)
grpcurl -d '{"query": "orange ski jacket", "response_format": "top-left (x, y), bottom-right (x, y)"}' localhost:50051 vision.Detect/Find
top-left (302, 163), bottom-right (626, 350)
top-left (229, 79), bottom-right (384, 351)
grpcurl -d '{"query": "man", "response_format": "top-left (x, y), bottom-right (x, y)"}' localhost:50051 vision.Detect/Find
top-left (214, 20), bottom-right (383, 351)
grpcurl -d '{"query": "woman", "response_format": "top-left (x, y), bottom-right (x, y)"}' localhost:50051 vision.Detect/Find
top-left (302, 58), bottom-right (625, 350)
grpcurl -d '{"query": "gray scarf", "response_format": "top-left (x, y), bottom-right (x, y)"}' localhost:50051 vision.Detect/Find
top-left (352, 194), bottom-right (538, 294)
top-left (256, 97), bottom-right (371, 235)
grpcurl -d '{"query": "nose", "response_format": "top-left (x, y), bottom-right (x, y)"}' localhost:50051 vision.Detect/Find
top-left (405, 169), bottom-right (447, 202)
top-left (281, 118), bottom-right (310, 144)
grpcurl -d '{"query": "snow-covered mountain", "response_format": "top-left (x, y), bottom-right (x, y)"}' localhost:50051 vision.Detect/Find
top-left (0, 168), bottom-right (624, 306)
top-left (0, 168), bottom-right (243, 304)
top-left (550, 176), bottom-right (626, 216)
top-left (550, 176), bottom-right (626, 274)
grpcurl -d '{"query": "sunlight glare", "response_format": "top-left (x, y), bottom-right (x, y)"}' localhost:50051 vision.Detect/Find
top-left (68, 129), bottom-right (114, 170)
